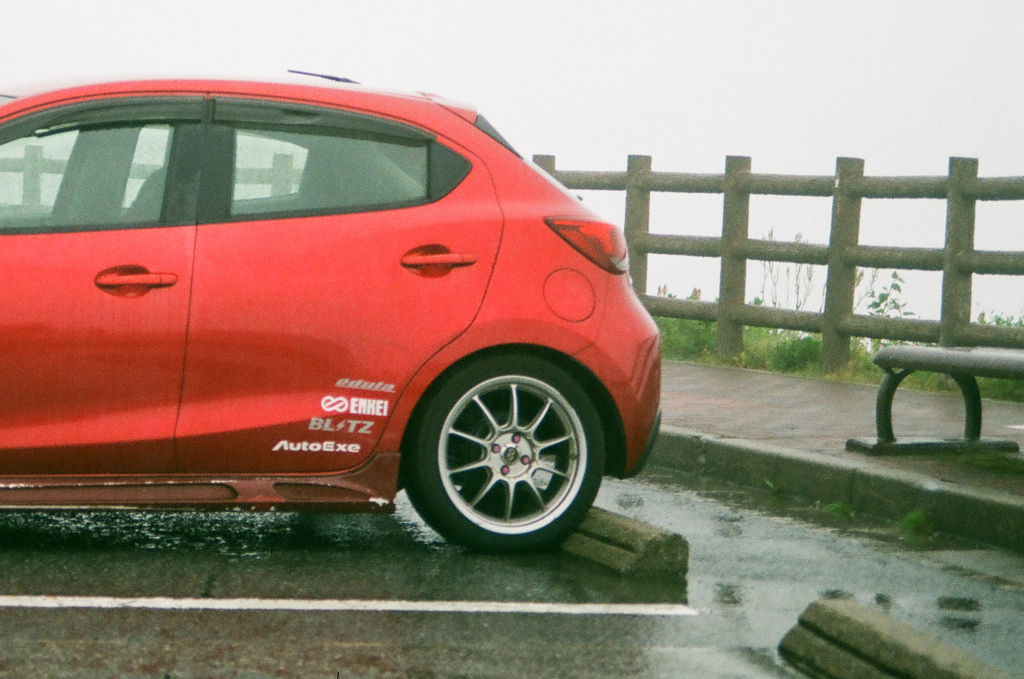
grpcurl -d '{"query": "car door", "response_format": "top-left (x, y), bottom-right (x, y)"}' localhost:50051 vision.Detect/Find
top-left (174, 98), bottom-right (503, 474)
top-left (0, 97), bottom-right (203, 474)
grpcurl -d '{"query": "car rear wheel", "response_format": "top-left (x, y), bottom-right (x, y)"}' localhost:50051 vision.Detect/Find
top-left (404, 355), bottom-right (605, 552)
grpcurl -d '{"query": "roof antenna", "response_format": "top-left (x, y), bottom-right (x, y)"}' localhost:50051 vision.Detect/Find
top-left (288, 69), bottom-right (359, 85)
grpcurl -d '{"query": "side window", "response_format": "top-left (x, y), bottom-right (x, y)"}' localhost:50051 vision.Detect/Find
top-left (0, 129), bottom-right (78, 228)
top-left (0, 122), bottom-right (172, 232)
top-left (122, 126), bottom-right (173, 221)
top-left (229, 127), bottom-right (429, 218)
top-left (232, 131), bottom-right (309, 212)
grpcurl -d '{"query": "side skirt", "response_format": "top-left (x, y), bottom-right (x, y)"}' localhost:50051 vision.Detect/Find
top-left (0, 451), bottom-right (400, 513)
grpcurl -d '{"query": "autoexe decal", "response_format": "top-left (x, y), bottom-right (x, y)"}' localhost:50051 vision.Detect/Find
top-left (321, 395), bottom-right (390, 417)
top-left (272, 440), bottom-right (361, 453)
top-left (309, 418), bottom-right (373, 434)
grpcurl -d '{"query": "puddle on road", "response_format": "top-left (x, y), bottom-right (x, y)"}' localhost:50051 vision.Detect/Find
top-left (0, 495), bottom-right (689, 608)
top-left (635, 465), bottom-right (977, 554)
top-left (625, 466), bottom-right (1024, 593)
top-left (594, 471), bottom-right (1024, 678)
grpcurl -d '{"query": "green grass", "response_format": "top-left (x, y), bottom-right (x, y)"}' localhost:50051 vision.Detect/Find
top-left (949, 452), bottom-right (1024, 476)
top-left (655, 315), bottom-right (1024, 403)
top-left (897, 509), bottom-right (933, 539)
top-left (822, 501), bottom-right (855, 519)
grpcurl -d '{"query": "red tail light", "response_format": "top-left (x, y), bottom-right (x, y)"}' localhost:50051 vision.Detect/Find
top-left (544, 217), bottom-right (629, 274)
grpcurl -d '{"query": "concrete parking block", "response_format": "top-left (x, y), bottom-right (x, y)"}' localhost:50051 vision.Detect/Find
top-left (780, 625), bottom-right (894, 679)
top-left (779, 598), bottom-right (1012, 679)
top-left (561, 507), bottom-right (688, 577)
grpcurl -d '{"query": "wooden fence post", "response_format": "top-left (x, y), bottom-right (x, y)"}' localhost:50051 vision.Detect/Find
top-left (23, 144), bottom-right (43, 207)
top-left (533, 155), bottom-right (556, 174)
top-left (717, 156), bottom-right (751, 358)
top-left (270, 153), bottom-right (293, 197)
top-left (821, 157), bottom-right (865, 372)
top-left (940, 157), bottom-right (978, 347)
top-left (624, 155), bottom-right (652, 297)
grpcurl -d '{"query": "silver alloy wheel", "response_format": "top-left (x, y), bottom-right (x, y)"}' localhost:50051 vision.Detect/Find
top-left (437, 375), bottom-right (588, 535)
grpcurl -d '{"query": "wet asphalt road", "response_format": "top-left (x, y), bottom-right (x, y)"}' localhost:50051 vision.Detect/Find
top-left (0, 468), bottom-right (1021, 678)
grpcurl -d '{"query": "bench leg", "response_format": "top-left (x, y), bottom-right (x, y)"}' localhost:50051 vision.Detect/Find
top-left (875, 368), bottom-right (912, 443)
top-left (949, 372), bottom-right (982, 442)
top-left (849, 367), bottom-right (1017, 455)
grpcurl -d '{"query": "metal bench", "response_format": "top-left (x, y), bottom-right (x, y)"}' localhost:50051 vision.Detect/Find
top-left (846, 345), bottom-right (1024, 455)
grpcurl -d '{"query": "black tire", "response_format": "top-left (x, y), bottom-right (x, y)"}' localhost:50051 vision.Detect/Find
top-left (403, 354), bottom-right (605, 552)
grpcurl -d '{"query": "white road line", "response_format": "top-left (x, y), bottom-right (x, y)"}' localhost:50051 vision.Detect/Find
top-left (1007, 424), bottom-right (1024, 430)
top-left (0, 595), bottom-right (698, 617)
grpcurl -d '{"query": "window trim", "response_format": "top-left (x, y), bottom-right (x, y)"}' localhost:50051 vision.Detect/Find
top-left (0, 96), bottom-right (204, 146)
top-left (0, 96), bottom-right (205, 236)
top-left (0, 95), bottom-right (475, 233)
top-left (211, 98), bottom-right (434, 143)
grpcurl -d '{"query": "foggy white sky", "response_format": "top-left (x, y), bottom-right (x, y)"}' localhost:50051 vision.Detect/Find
top-left (4, 1), bottom-right (1024, 319)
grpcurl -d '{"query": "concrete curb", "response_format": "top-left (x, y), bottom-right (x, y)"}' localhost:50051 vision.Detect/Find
top-left (779, 598), bottom-right (1012, 679)
top-left (650, 426), bottom-right (1024, 552)
top-left (561, 507), bottom-right (689, 577)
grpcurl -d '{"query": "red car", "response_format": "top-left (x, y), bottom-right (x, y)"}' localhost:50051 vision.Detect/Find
top-left (0, 76), bottom-right (660, 551)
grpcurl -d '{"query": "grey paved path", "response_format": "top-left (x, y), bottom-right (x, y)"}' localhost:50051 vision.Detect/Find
top-left (659, 360), bottom-right (1024, 499)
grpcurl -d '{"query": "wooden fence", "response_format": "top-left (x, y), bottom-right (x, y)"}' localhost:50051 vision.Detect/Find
top-left (0, 147), bottom-right (300, 207)
top-left (534, 154), bottom-right (1024, 372)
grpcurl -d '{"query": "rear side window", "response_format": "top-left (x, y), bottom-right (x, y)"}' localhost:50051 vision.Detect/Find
top-left (230, 127), bottom-right (429, 218)
top-left (206, 99), bottom-right (472, 222)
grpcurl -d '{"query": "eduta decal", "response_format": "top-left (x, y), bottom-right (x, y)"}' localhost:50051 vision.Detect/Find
top-left (334, 377), bottom-right (395, 393)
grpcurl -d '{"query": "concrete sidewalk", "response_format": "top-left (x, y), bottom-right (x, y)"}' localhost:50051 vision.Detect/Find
top-left (650, 360), bottom-right (1024, 551)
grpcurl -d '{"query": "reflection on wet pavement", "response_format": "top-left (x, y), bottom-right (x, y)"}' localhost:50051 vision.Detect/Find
top-left (0, 468), bottom-right (1017, 677)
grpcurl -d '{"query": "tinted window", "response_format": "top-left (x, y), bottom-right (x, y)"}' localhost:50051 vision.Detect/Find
top-left (229, 126), bottom-right (429, 218)
top-left (0, 123), bottom-right (173, 232)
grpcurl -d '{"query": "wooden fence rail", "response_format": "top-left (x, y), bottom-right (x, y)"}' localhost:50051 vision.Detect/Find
top-left (534, 154), bottom-right (1024, 372)
top-left (1, 148), bottom-right (301, 207)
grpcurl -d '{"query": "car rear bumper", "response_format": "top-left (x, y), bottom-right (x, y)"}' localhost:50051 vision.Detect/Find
top-left (623, 407), bottom-right (661, 479)
top-left (573, 278), bottom-right (661, 477)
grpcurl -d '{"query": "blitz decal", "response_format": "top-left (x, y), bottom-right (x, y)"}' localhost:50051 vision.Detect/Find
top-left (309, 418), bottom-right (373, 434)
top-left (272, 440), bottom-right (361, 453)
top-left (321, 395), bottom-right (390, 417)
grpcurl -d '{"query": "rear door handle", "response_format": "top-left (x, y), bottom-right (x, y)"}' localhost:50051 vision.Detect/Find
top-left (95, 272), bottom-right (178, 287)
top-left (400, 253), bottom-right (478, 268)
top-left (95, 265), bottom-right (178, 297)
top-left (400, 245), bottom-right (478, 278)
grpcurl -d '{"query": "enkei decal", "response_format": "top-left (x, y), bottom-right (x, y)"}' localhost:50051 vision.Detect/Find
top-left (334, 378), bottom-right (396, 393)
top-left (309, 418), bottom-right (374, 434)
top-left (321, 395), bottom-right (390, 417)
top-left (272, 440), bottom-right (362, 453)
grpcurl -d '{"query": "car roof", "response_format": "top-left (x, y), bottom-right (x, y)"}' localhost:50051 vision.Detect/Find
top-left (0, 76), bottom-right (479, 131)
